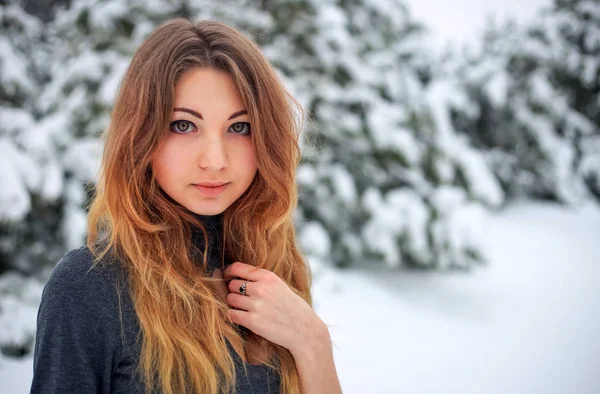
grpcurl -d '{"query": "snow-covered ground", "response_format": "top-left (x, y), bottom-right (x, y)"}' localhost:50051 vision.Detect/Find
top-left (313, 201), bottom-right (600, 394)
top-left (2, 201), bottom-right (599, 393)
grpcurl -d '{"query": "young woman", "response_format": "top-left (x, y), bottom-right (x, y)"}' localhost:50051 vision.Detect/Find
top-left (30, 19), bottom-right (342, 394)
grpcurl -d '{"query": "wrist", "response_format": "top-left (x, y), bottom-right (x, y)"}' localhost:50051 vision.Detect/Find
top-left (291, 318), bottom-right (332, 360)
top-left (290, 319), bottom-right (342, 394)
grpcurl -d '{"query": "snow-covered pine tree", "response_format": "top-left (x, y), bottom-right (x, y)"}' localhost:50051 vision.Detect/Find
top-left (256, 0), bottom-right (503, 269)
top-left (0, 0), bottom-right (50, 358)
top-left (2, 0), bottom-right (507, 278)
top-left (545, 0), bottom-right (600, 199)
top-left (450, 0), bottom-right (599, 203)
top-left (0, 1), bottom-right (61, 275)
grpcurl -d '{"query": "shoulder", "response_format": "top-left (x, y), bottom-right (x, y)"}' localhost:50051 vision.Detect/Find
top-left (40, 246), bottom-right (131, 329)
top-left (32, 247), bottom-right (136, 392)
top-left (50, 246), bottom-right (120, 279)
top-left (46, 246), bottom-right (126, 296)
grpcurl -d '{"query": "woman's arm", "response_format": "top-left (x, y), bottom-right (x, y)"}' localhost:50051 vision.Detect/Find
top-left (30, 248), bottom-right (121, 394)
top-left (290, 319), bottom-right (343, 394)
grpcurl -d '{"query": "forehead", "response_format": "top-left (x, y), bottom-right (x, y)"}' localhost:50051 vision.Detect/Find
top-left (174, 67), bottom-right (245, 111)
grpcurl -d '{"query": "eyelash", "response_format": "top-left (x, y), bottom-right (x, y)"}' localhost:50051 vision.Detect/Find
top-left (169, 120), bottom-right (251, 136)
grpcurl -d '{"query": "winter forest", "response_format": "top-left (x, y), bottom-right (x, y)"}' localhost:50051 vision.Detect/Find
top-left (1, 0), bottom-right (599, 392)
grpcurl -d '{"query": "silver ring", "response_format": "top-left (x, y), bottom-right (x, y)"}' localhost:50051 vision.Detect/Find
top-left (239, 281), bottom-right (248, 296)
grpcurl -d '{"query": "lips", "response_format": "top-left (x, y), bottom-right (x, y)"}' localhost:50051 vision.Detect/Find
top-left (193, 182), bottom-right (229, 187)
top-left (192, 182), bottom-right (230, 196)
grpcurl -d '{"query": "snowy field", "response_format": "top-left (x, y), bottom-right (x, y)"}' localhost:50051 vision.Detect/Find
top-left (1, 201), bottom-right (599, 393)
top-left (313, 201), bottom-right (600, 394)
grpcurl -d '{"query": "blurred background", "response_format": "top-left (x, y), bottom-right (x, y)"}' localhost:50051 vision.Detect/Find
top-left (1, 0), bottom-right (599, 392)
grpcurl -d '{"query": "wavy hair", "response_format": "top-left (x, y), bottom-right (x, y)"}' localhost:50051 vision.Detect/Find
top-left (87, 18), bottom-right (310, 394)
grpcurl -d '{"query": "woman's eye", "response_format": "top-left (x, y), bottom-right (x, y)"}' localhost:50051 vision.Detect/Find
top-left (228, 122), bottom-right (251, 136)
top-left (169, 120), bottom-right (196, 134)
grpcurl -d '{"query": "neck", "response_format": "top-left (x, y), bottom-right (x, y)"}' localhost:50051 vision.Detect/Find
top-left (192, 212), bottom-right (223, 227)
top-left (190, 213), bottom-right (224, 273)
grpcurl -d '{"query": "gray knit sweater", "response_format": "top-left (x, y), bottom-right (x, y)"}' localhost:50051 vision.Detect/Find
top-left (30, 216), bottom-right (280, 394)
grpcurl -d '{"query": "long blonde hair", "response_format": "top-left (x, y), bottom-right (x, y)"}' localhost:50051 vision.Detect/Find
top-left (87, 18), bottom-right (310, 394)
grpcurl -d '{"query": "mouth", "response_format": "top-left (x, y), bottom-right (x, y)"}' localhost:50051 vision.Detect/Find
top-left (192, 182), bottom-right (230, 196)
top-left (193, 182), bottom-right (229, 187)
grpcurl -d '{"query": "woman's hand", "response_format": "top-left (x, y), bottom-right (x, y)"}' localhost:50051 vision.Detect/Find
top-left (213, 263), bottom-right (342, 394)
top-left (215, 262), bottom-right (329, 355)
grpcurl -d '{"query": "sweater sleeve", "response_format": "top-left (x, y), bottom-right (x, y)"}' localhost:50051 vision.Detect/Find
top-left (30, 247), bottom-right (124, 394)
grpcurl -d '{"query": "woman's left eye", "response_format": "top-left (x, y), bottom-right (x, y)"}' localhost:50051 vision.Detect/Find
top-left (228, 122), bottom-right (251, 136)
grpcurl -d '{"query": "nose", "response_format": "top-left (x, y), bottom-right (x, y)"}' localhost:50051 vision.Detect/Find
top-left (196, 134), bottom-right (228, 171)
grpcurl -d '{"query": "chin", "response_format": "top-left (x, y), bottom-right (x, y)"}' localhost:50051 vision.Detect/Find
top-left (187, 203), bottom-right (228, 216)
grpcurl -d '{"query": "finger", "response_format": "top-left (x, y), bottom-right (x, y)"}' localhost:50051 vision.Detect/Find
top-left (227, 308), bottom-right (255, 331)
top-left (223, 262), bottom-right (266, 281)
top-left (228, 279), bottom-right (254, 296)
top-left (227, 293), bottom-right (254, 311)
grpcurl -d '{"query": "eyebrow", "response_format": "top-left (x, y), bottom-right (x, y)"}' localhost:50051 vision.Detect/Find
top-left (173, 107), bottom-right (248, 120)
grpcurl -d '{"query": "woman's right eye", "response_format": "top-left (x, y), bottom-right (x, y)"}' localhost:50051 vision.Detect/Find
top-left (169, 120), bottom-right (196, 134)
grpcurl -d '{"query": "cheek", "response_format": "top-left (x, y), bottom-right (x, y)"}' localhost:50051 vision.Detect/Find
top-left (227, 139), bottom-right (257, 187)
top-left (152, 141), bottom-right (184, 185)
top-left (238, 140), bottom-right (257, 175)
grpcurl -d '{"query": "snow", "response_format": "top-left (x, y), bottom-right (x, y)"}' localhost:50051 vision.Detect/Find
top-left (0, 273), bottom-right (42, 354)
top-left (0, 36), bottom-right (33, 95)
top-left (296, 164), bottom-right (318, 186)
top-left (0, 139), bottom-right (33, 221)
top-left (0, 356), bottom-right (32, 394)
top-left (39, 160), bottom-right (64, 202)
top-left (3, 201), bottom-right (599, 393)
top-left (98, 55), bottom-right (129, 105)
top-left (299, 221), bottom-right (332, 259)
top-left (429, 186), bottom-right (487, 267)
top-left (455, 147), bottom-right (504, 208)
top-left (63, 138), bottom-right (102, 183)
top-left (514, 104), bottom-right (583, 204)
top-left (328, 165), bottom-right (357, 205)
top-left (423, 80), bottom-right (504, 207)
top-left (62, 202), bottom-right (89, 250)
top-left (405, 0), bottom-right (552, 50)
top-left (484, 71), bottom-right (509, 108)
top-left (368, 104), bottom-right (422, 165)
top-left (316, 201), bottom-right (600, 393)
top-left (89, 1), bottom-right (128, 30)
top-left (363, 188), bottom-right (431, 267)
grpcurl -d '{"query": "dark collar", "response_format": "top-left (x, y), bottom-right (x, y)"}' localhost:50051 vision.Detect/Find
top-left (190, 213), bottom-right (224, 273)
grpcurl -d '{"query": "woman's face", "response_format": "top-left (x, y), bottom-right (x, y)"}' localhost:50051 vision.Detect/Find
top-left (152, 67), bottom-right (258, 216)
